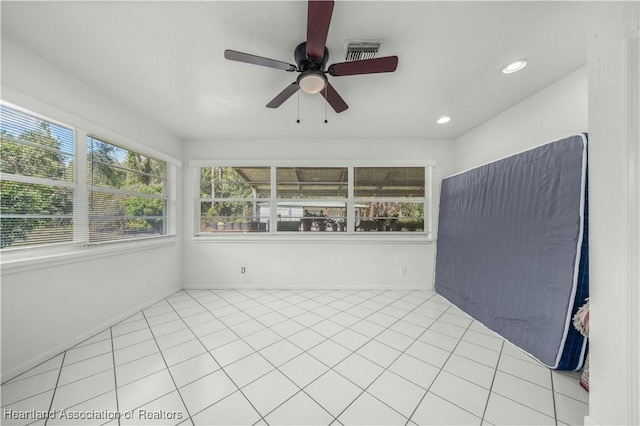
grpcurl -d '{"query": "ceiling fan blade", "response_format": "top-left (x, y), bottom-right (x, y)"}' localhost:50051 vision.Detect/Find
top-left (306, 0), bottom-right (334, 60)
top-left (266, 83), bottom-right (300, 108)
top-left (224, 50), bottom-right (297, 72)
top-left (320, 82), bottom-right (348, 113)
top-left (328, 56), bottom-right (399, 76)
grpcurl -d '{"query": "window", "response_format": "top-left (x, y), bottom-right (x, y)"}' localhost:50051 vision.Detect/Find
top-left (87, 136), bottom-right (168, 243)
top-left (1, 104), bottom-right (75, 248)
top-left (196, 165), bottom-right (432, 236)
top-left (354, 167), bottom-right (425, 232)
top-left (199, 167), bottom-right (270, 232)
top-left (0, 102), bottom-right (174, 251)
top-left (277, 167), bottom-right (347, 232)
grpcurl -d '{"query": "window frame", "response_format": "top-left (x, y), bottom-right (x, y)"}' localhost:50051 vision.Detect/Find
top-left (198, 166), bottom-right (272, 233)
top-left (1, 103), bottom-right (78, 249)
top-left (192, 160), bottom-right (435, 241)
top-left (276, 166), bottom-right (349, 233)
top-left (86, 134), bottom-right (169, 244)
top-left (0, 100), bottom-right (180, 266)
top-left (353, 166), bottom-right (428, 233)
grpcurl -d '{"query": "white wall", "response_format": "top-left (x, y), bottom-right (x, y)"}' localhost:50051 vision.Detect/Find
top-left (586, 3), bottom-right (640, 425)
top-left (0, 40), bottom-right (181, 158)
top-left (453, 5), bottom-right (640, 422)
top-left (1, 245), bottom-right (182, 381)
top-left (182, 138), bottom-right (455, 290)
top-left (454, 66), bottom-right (587, 172)
top-left (0, 41), bottom-right (184, 381)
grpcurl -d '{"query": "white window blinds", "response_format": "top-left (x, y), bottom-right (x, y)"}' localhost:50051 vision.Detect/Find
top-left (0, 104), bottom-right (76, 248)
top-left (1, 102), bottom-right (173, 251)
top-left (87, 135), bottom-right (168, 243)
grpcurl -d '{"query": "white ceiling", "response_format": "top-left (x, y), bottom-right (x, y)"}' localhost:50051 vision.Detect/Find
top-left (1, 1), bottom-right (587, 141)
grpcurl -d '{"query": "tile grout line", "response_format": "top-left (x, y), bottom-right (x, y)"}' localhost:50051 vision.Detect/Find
top-left (192, 287), bottom-right (362, 424)
top-left (479, 339), bottom-right (505, 425)
top-left (164, 292), bottom-right (268, 425)
top-left (43, 351), bottom-right (66, 426)
top-left (324, 290), bottom-right (451, 425)
top-left (56, 349), bottom-right (114, 370)
top-left (480, 342), bottom-right (562, 423)
top-left (109, 327), bottom-right (121, 426)
top-left (496, 363), bottom-right (559, 391)
top-left (215, 288), bottom-right (418, 362)
top-left (1, 355), bottom-right (66, 388)
top-left (204, 288), bottom-right (425, 423)
top-left (264, 288), bottom-right (443, 423)
top-left (242, 291), bottom-right (412, 424)
top-left (551, 368), bottom-right (559, 426)
top-left (140, 308), bottom-right (196, 426)
top-left (206, 288), bottom-right (379, 360)
top-left (403, 305), bottom-right (478, 426)
top-left (367, 296), bottom-right (464, 422)
top-left (264, 288), bottom-right (428, 423)
top-left (490, 382), bottom-right (565, 423)
top-left (257, 288), bottom-right (413, 401)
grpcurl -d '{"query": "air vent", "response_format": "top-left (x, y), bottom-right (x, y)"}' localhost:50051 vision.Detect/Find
top-left (345, 41), bottom-right (381, 61)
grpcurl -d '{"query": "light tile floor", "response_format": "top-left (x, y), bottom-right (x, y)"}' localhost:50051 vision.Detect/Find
top-left (1, 289), bottom-right (589, 426)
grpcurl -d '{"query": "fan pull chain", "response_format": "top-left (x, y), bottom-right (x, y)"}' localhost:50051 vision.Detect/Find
top-left (296, 91), bottom-right (301, 123)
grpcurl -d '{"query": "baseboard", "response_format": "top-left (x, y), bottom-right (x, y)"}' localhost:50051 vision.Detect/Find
top-left (583, 415), bottom-right (600, 426)
top-left (183, 283), bottom-right (435, 291)
top-left (1, 287), bottom-right (181, 384)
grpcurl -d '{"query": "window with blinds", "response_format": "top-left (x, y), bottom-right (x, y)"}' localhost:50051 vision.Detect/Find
top-left (1, 102), bottom-right (172, 251)
top-left (0, 104), bottom-right (75, 248)
top-left (87, 136), bottom-right (167, 243)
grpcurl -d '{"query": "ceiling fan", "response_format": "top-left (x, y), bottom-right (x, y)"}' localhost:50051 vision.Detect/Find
top-left (223, 0), bottom-right (399, 113)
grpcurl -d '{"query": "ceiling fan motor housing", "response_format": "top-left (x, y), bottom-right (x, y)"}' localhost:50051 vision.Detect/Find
top-left (295, 42), bottom-right (329, 72)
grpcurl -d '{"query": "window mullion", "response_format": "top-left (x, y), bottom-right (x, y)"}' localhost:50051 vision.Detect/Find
top-left (427, 165), bottom-right (433, 237)
top-left (270, 166), bottom-right (277, 234)
top-left (166, 163), bottom-right (177, 236)
top-left (347, 166), bottom-right (355, 233)
top-left (194, 166), bottom-right (202, 237)
top-left (74, 130), bottom-right (88, 244)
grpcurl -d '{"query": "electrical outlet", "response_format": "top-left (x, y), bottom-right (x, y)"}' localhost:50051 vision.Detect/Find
top-left (400, 267), bottom-right (407, 276)
top-left (241, 266), bottom-right (246, 274)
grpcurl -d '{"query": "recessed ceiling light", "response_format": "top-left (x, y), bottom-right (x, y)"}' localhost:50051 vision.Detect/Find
top-left (436, 116), bottom-right (451, 124)
top-left (502, 59), bottom-right (527, 74)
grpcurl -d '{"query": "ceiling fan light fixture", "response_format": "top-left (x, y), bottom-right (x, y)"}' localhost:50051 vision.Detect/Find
top-left (299, 73), bottom-right (327, 94)
top-left (502, 59), bottom-right (528, 74)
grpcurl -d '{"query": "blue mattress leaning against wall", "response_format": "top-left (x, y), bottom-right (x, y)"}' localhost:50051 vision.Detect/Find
top-left (435, 134), bottom-right (589, 370)
top-left (557, 162), bottom-right (588, 370)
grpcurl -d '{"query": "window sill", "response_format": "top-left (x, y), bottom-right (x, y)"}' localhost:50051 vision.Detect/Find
top-left (1, 236), bottom-right (178, 275)
top-left (193, 233), bottom-right (435, 244)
